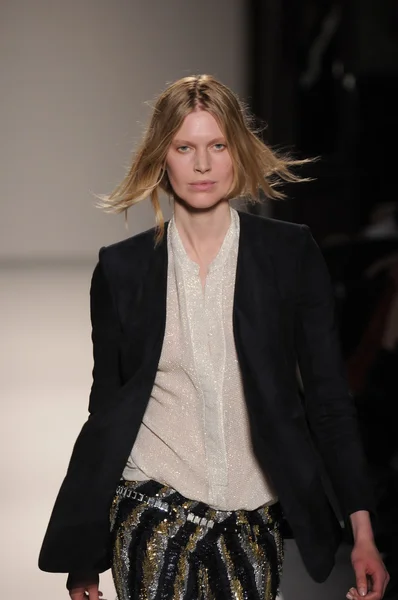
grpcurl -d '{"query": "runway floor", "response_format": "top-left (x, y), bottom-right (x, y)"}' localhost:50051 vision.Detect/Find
top-left (0, 262), bottom-right (356, 599)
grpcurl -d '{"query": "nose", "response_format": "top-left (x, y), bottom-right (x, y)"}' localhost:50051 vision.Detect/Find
top-left (194, 149), bottom-right (211, 173)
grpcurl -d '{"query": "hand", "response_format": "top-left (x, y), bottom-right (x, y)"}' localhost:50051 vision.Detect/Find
top-left (69, 584), bottom-right (103, 600)
top-left (346, 539), bottom-right (390, 600)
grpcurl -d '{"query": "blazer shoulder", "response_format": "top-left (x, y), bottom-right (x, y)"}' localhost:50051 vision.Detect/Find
top-left (95, 224), bottom-right (166, 286)
top-left (238, 209), bottom-right (309, 251)
top-left (100, 225), bottom-right (160, 260)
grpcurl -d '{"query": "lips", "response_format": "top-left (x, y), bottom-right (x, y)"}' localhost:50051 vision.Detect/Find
top-left (189, 181), bottom-right (216, 190)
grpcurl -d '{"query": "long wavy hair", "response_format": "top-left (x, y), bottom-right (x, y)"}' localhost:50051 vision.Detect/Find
top-left (97, 74), bottom-right (311, 243)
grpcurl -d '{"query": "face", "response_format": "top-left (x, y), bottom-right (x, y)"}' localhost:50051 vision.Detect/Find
top-left (165, 110), bottom-right (234, 210)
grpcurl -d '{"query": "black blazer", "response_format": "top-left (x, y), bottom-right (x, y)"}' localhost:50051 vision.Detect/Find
top-left (38, 210), bottom-right (374, 584)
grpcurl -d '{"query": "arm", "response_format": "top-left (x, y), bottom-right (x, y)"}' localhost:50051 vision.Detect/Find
top-left (346, 511), bottom-right (389, 600)
top-left (88, 248), bottom-right (123, 415)
top-left (294, 227), bottom-right (389, 598)
top-left (67, 249), bottom-right (122, 592)
top-left (294, 225), bottom-right (374, 519)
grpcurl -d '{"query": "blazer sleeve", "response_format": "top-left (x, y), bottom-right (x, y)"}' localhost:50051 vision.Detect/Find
top-left (294, 225), bottom-right (376, 521)
top-left (88, 247), bottom-right (123, 415)
top-left (66, 248), bottom-right (122, 590)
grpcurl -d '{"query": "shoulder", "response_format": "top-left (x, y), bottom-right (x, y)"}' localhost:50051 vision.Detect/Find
top-left (100, 225), bottom-right (159, 262)
top-left (94, 224), bottom-right (163, 287)
top-left (237, 209), bottom-right (310, 252)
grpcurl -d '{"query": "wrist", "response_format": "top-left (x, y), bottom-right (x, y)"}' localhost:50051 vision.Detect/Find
top-left (66, 571), bottom-right (99, 591)
top-left (349, 510), bottom-right (375, 544)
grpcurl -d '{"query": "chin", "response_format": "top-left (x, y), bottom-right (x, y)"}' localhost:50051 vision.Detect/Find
top-left (175, 193), bottom-right (228, 212)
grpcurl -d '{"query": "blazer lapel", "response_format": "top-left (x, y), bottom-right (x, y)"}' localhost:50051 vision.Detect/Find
top-left (121, 212), bottom-right (286, 402)
top-left (233, 213), bottom-right (288, 407)
top-left (139, 229), bottom-right (169, 367)
top-left (120, 224), bottom-right (169, 383)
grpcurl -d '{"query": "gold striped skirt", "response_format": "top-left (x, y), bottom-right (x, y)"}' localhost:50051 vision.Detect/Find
top-left (110, 479), bottom-right (284, 600)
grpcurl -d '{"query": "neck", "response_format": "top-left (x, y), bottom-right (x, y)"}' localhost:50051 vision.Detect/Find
top-left (173, 200), bottom-right (231, 266)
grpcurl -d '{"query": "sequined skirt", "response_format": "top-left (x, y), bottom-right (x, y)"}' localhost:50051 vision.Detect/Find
top-left (110, 479), bottom-right (284, 600)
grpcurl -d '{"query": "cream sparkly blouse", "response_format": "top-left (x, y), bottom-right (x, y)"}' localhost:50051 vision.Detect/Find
top-left (122, 208), bottom-right (277, 511)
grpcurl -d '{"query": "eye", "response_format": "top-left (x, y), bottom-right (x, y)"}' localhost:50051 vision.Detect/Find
top-left (213, 143), bottom-right (226, 151)
top-left (177, 145), bottom-right (190, 153)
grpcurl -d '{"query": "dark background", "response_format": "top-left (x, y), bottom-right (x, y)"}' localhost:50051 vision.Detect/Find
top-left (249, 0), bottom-right (398, 239)
top-left (248, 3), bottom-right (398, 597)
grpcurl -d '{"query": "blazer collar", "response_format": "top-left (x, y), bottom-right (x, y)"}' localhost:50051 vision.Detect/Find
top-left (139, 209), bottom-right (281, 333)
top-left (122, 210), bottom-right (282, 380)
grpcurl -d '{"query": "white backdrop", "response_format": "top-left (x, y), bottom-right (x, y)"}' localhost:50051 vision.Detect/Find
top-left (0, 0), bottom-right (247, 261)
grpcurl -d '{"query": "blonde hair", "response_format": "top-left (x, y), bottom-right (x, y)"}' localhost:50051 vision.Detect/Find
top-left (97, 74), bottom-right (311, 243)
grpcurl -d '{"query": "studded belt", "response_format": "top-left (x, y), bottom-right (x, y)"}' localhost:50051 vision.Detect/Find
top-left (115, 484), bottom-right (217, 529)
top-left (115, 484), bottom-right (280, 533)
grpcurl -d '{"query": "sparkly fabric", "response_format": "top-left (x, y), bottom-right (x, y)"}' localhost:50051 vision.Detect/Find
top-left (123, 208), bottom-right (277, 511)
top-left (110, 479), bottom-right (284, 600)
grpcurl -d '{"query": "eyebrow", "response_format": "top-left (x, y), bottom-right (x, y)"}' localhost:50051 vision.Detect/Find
top-left (172, 137), bottom-right (226, 145)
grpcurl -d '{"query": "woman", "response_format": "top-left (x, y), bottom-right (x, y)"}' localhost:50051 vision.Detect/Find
top-left (39, 75), bottom-right (389, 600)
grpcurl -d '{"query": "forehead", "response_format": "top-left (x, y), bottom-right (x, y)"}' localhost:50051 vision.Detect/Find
top-left (173, 110), bottom-right (224, 140)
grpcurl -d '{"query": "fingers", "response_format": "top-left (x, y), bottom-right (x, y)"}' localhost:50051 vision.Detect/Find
top-left (86, 585), bottom-right (101, 600)
top-left (346, 569), bottom-right (390, 600)
top-left (346, 588), bottom-right (383, 600)
top-left (69, 585), bottom-right (103, 600)
top-left (382, 566), bottom-right (390, 596)
top-left (70, 591), bottom-right (86, 600)
top-left (382, 570), bottom-right (391, 597)
top-left (370, 569), bottom-right (386, 599)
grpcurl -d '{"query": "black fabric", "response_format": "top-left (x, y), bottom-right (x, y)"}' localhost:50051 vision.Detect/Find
top-left (38, 210), bottom-right (375, 586)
